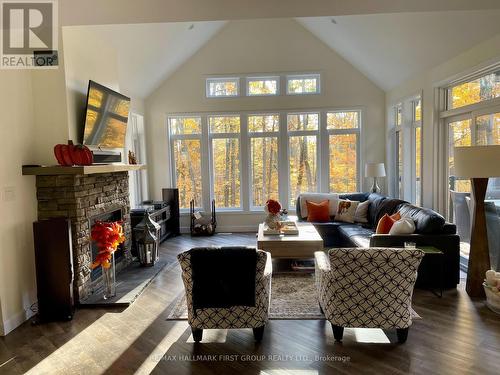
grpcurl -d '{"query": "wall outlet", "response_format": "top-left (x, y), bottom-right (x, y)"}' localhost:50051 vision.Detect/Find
top-left (2, 187), bottom-right (16, 202)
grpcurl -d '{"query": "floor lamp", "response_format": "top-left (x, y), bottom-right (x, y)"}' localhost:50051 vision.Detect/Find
top-left (453, 145), bottom-right (500, 298)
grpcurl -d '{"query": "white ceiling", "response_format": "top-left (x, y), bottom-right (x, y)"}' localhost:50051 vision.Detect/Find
top-left (64, 21), bottom-right (226, 98)
top-left (63, 10), bottom-right (500, 98)
top-left (297, 10), bottom-right (500, 90)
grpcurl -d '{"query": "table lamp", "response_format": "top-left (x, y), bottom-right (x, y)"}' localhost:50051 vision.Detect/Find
top-left (365, 163), bottom-right (386, 193)
top-left (453, 145), bottom-right (500, 297)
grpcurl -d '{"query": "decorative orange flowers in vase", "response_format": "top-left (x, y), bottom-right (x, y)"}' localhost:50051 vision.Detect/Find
top-left (91, 221), bottom-right (125, 269)
top-left (91, 220), bottom-right (125, 299)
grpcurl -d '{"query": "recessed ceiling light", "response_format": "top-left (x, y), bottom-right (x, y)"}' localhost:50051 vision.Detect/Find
top-left (330, 18), bottom-right (337, 24)
top-left (188, 24), bottom-right (195, 30)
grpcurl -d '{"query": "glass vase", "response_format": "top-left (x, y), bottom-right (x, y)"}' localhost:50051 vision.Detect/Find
top-left (265, 213), bottom-right (280, 229)
top-left (102, 253), bottom-right (116, 299)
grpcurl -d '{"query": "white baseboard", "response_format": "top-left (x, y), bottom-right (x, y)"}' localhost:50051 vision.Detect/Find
top-left (0, 304), bottom-right (36, 336)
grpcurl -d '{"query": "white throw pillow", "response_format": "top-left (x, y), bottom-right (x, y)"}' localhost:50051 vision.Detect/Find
top-left (335, 199), bottom-right (359, 223)
top-left (389, 218), bottom-right (416, 235)
top-left (354, 200), bottom-right (370, 223)
top-left (299, 193), bottom-right (339, 218)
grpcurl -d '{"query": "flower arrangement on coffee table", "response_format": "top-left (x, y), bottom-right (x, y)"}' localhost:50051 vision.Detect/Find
top-left (264, 199), bottom-right (282, 230)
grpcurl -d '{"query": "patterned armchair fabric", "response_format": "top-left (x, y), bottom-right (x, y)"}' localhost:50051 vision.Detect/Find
top-left (177, 248), bottom-right (272, 331)
top-left (315, 247), bottom-right (424, 342)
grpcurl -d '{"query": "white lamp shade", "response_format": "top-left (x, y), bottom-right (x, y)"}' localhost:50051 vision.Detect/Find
top-left (365, 163), bottom-right (386, 178)
top-left (453, 145), bottom-right (500, 178)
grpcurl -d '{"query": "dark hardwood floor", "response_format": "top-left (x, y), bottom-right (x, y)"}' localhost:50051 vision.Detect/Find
top-left (1, 233), bottom-right (499, 375)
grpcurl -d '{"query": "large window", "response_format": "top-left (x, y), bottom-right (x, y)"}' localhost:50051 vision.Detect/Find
top-left (394, 104), bottom-right (404, 199)
top-left (248, 114), bottom-right (280, 207)
top-left (168, 108), bottom-right (361, 212)
top-left (168, 117), bottom-right (203, 209)
top-left (441, 66), bottom-right (500, 268)
top-left (327, 111), bottom-right (359, 193)
top-left (208, 116), bottom-right (241, 208)
top-left (412, 99), bottom-right (422, 206)
top-left (391, 96), bottom-right (422, 203)
top-left (287, 113), bottom-right (319, 205)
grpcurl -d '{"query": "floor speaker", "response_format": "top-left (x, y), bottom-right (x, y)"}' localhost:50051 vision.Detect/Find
top-left (33, 218), bottom-right (75, 321)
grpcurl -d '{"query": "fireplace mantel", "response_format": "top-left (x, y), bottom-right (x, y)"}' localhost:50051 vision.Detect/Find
top-left (22, 164), bottom-right (145, 176)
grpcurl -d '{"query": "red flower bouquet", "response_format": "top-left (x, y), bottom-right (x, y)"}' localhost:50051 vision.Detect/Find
top-left (91, 221), bottom-right (125, 269)
top-left (265, 199), bottom-right (281, 215)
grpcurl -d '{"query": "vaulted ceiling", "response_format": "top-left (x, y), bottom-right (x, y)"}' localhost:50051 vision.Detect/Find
top-left (62, 10), bottom-right (500, 98)
top-left (297, 10), bottom-right (500, 90)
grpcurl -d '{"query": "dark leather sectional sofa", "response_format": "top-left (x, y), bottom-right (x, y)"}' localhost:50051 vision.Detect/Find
top-left (296, 192), bottom-right (460, 289)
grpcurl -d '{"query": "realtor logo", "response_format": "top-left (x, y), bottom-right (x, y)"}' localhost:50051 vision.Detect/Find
top-left (1, 0), bottom-right (58, 69)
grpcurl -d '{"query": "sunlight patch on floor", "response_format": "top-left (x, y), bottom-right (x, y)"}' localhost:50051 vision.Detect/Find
top-left (24, 311), bottom-right (179, 374)
top-left (133, 321), bottom-right (188, 374)
top-left (260, 370), bottom-right (318, 375)
top-left (353, 328), bottom-right (390, 343)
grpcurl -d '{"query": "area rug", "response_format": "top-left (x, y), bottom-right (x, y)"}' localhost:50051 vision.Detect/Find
top-left (166, 272), bottom-right (421, 321)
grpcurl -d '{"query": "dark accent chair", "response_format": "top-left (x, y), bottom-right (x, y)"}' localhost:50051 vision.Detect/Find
top-left (177, 247), bottom-right (272, 342)
top-left (297, 193), bottom-right (460, 289)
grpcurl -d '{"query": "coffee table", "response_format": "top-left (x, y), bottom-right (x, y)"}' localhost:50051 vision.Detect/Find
top-left (257, 221), bottom-right (324, 259)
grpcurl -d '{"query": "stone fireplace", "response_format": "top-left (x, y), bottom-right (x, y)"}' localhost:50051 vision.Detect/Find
top-left (33, 170), bottom-right (133, 303)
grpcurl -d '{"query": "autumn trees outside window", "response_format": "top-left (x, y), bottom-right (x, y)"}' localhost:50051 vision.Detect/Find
top-left (206, 73), bottom-right (320, 98)
top-left (444, 68), bottom-right (500, 201)
top-left (206, 77), bottom-right (239, 97)
top-left (249, 114), bottom-right (280, 207)
top-left (327, 111), bottom-right (360, 194)
top-left (209, 116), bottom-right (242, 208)
top-left (286, 74), bottom-right (321, 95)
top-left (288, 113), bottom-right (319, 205)
top-left (168, 109), bottom-right (361, 212)
top-left (169, 117), bottom-right (203, 208)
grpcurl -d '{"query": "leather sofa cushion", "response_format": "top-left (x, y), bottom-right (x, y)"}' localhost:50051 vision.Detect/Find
top-left (398, 203), bottom-right (446, 234)
top-left (338, 225), bottom-right (374, 248)
top-left (339, 192), bottom-right (370, 202)
top-left (367, 193), bottom-right (387, 225)
top-left (368, 194), bottom-right (407, 227)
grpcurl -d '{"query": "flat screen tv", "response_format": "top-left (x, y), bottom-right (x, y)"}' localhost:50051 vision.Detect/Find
top-left (82, 80), bottom-right (130, 149)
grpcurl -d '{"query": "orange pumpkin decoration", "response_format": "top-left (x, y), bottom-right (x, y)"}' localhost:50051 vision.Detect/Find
top-left (54, 140), bottom-right (93, 166)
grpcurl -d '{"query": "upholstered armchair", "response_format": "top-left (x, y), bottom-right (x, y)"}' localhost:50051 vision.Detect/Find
top-left (315, 247), bottom-right (424, 343)
top-left (177, 247), bottom-right (272, 342)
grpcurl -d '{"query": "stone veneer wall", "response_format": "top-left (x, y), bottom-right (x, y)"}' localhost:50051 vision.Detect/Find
top-left (35, 172), bottom-right (132, 302)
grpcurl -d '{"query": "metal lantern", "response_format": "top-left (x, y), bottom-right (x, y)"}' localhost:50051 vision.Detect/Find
top-left (136, 227), bottom-right (158, 266)
top-left (133, 212), bottom-right (160, 266)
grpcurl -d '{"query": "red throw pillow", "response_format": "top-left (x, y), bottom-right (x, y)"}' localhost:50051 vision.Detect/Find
top-left (306, 200), bottom-right (330, 222)
top-left (376, 212), bottom-right (401, 234)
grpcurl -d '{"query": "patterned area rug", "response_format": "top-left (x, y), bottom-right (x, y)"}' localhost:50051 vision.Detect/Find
top-left (167, 272), bottom-right (323, 320)
top-left (167, 272), bottom-right (422, 321)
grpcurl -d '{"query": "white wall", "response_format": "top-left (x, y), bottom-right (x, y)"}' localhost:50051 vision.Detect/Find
top-left (0, 71), bottom-right (38, 335)
top-left (145, 18), bottom-right (386, 231)
top-left (386, 32), bottom-right (500, 214)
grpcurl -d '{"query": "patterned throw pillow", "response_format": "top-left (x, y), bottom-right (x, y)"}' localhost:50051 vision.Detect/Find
top-left (375, 212), bottom-right (401, 234)
top-left (335, 199), bottom-right (359, 223)
top-left (306, 200), bottom-right (330, 222)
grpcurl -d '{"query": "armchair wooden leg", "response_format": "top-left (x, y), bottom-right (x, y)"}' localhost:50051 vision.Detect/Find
top-left (331, 324), bottom-right (344, 342)
top-left (253, 326), bottom-right (265, 342)
top-left (396, 328), bottom-right (409, 344)
top-left (192, 328), bottom-right (203, 342)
